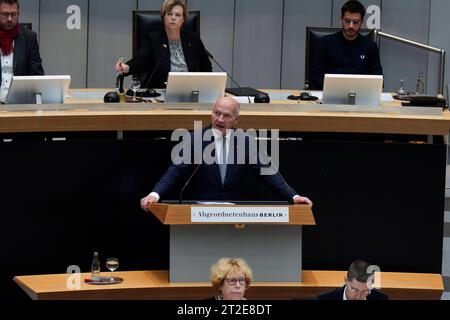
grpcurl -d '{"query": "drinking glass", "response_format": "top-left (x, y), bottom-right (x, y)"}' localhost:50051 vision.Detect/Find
top-left (130, 76), bottom-right (141, 102)
top-left (396, 79), bottom-right (407, 95)
top-left (106, 257), bottom-right (119, 280)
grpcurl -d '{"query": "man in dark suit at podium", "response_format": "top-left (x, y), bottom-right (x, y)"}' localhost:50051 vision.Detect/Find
top-left (140, 97), bottom-right (313, 210)
top-left (317, 260), bottom-right (389, 300)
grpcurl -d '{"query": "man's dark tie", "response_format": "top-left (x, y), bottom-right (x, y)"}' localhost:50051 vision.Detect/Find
top-left (219, 136), bottom-right (227, 184)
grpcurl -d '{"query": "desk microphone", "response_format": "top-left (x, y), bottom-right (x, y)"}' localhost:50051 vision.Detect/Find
top-left (446, 84), bottom-right (449, 109)
top-left (179, 163), bottom-right (202, 204)
top-left (116, 73), bottom-right (124, 93)
top-left (205, 49), bottom-right (251, 104)
top-left (139, 45), bottom-right (169, 98)
top-left (104, 63), bottom-right (125, 103)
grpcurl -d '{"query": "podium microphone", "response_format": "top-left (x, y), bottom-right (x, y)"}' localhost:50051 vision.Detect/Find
top-left (139, 45), bottom-right (169, 99)
top-left (205, 49), bottom-right (251, 104)
top-left (179, 163), bottom-right (202, 204)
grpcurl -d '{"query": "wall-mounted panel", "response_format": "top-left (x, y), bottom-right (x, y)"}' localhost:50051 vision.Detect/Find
top-left (137, 0), bottom-right (162, 10)
top-left (233, 0), bottom-right (284, 89)
top-left (281, 0), bottom-right (333, 89)
top-left (428, 0), bottom-right (449, 95)
top-left (379, 0), bottom-right (430, 93)
top-left (87, 0), bottom-right (137, 88)
top-left (21, 0), bottom-right (40, 36)
top-left (189, 0), bottom-right (234, 87)
top-left (40, 0), bottom-right (88, 88)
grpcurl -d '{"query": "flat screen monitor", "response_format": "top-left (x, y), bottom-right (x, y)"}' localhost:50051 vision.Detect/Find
top-left (322, 74), bottom-right (383, 106)
top-left (6, 75), bottom-right (71, 104)
top-left (165, 72), bottom-right (227, 103)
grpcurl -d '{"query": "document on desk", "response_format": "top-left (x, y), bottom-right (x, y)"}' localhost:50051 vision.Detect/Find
top-left (381, 93), bottom-right (395, 102)
top-left (196, 201), bottom-right (235, 205)
top-left (68, 91), bottom-right (108, 100)
top-left (311, 92), bottom-right (393, 102)
top-left (230, 96), bottom-right (254, 104)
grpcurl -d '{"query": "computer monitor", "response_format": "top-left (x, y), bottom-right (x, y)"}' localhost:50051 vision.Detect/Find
top-left (322, 74), bottom-right (383, 106)
top-left (6, 75), bottom-right (71, 104)
top-left (165, 72), bottom-right (227, 103)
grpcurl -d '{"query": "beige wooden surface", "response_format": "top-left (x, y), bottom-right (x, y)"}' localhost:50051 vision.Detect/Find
top-left (63, 89), bottom-right (330, 105)
top-left (1, 102), bottom-right (450, 135)
top-left (66, 88), bottom-right (403, 106)
top-left (148, 203), bottom-right (315, 225)
top-left (14, 270), bottom-right (443, 300)
top-left (1, 88), bottom-right (449, 135)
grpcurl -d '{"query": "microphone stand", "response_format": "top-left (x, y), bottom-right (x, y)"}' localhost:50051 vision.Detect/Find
top-left (139, 46), bottom-right (169, 99)
top-left (205, 49), bottom-right (251, 104)
top-left (179, 164), bottom-right (202, 204)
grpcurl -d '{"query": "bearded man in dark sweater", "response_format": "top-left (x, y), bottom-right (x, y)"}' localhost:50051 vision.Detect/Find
top-left (311, 0), bottom-right (382, 90)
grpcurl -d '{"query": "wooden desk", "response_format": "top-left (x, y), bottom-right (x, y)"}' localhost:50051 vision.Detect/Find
top-left (1, 88), bottom-right (448, 135)
top-left (1, 100), bottom-right (449, 135)
top-left (14, 270), bottom-right (443, 300)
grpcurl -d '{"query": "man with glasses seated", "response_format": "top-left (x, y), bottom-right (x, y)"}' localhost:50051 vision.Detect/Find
top-left (0, 0), bottom-right (44, 103)
top-left (310, 0), bottom-right (382, 90)
top-left (209, 258), bottom-right (254, 300)
top-left (317, 260), bottom-right (389, 300)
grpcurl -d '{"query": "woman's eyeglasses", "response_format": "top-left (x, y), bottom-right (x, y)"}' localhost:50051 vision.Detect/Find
top-left (225, 277), bottom-right (246, 286)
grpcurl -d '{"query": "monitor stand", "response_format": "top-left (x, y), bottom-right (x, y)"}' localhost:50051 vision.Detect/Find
top-left (191, 90), bottom-right (199, 103)
top-left (35, 92), bottom-right (43, 104)
top-left (348, 92), bottom-right (356, 105)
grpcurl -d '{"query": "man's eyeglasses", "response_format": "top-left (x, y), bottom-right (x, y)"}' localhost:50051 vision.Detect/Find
top-left (0, 12), bottom-right (18, 19)
top-left (343, 18), bottom-right (361, 25)
top-left (348, 284), bottom-right (371, 296)
top-left (225, 277), bottom-right (246, 286)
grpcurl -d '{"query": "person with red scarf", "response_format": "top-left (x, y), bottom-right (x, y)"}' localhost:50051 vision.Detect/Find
top-left (0, 0), bottom-right (43, 102)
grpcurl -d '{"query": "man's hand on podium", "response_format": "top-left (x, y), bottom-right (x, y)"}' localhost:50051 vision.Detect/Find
top-left (140, 195), bottom-right (158, 212)
top-left (293, 195), bottom-right (313, 207)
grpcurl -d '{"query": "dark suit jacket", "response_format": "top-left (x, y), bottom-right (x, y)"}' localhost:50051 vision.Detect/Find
top-left (152, 127), bottom-right (298, 202)
top-left (317, 285), bottom-right (389, 300)
top-left (0, 25), bottom-right (44, 83)
top-left (127, 29), bottom-right (212, 89)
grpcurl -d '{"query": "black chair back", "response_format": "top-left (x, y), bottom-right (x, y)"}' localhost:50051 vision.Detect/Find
top-left (132, 10), bottom-right (200, 56)
top-left (305, 27), bottom-right (375, 89)
top-left (20, 23), bottom-right (32, 30)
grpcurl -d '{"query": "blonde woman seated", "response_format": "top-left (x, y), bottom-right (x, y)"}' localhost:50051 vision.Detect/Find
top-left (210, 258), bottom-right (254, 300)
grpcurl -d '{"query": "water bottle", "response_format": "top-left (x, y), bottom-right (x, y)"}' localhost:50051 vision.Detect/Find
top-left (416, 73), bottom-right (425, 94)
top-left (91, 252), bottom-right (101, 280)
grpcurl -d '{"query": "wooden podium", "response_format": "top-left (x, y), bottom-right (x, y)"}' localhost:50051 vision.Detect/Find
top-left (148, 203), bottom-right (315, 283)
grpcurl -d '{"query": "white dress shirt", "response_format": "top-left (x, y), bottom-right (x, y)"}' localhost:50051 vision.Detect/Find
top-left (0, 50), bottom-right (14, 103)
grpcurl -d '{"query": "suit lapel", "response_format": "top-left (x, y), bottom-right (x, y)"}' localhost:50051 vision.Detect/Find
top-left (156, 31), bottom-right (170, 76)
top-left (181, 32), bottom-right (193, 71)
top-left (12, 31), bottom-right (24, 74)
top-left (202, 128), bottom-right (222, 186)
